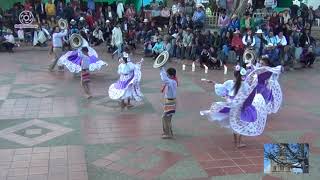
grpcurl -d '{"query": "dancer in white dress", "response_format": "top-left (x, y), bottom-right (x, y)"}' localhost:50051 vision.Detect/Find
top-left (57, 34), bottom-right (107, 73)
top-left (108, 52), bottom-right (144, 109)
top-left (201, 65), bottom-right (268, 148)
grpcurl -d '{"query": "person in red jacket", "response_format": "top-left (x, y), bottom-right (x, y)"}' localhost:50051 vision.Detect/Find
top-left (231, 30), bottom-right (244, 63)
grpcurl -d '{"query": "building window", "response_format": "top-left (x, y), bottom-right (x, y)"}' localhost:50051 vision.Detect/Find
top-left (273, 166), bottom-right (277, 171)
top-left (280, 165), bottom-right (284, 171)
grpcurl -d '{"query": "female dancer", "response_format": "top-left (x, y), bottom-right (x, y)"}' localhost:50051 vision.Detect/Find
top-left (57, 32), bottom-right (107, 73)
top-left (249, 56), bottom-right (282, 114)
top-left (108, 53), bottom-right (144, 109)
top-left (200, 65), bottom-right (268, 148)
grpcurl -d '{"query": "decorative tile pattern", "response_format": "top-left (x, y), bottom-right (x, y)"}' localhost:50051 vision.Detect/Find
top-left (12, 84), bottom-right (58, 98)
top-left (92, 145), bottom-right (183, 179)
top-left (0, 119), bottom-right (73, 146)
top-left (0, 97), bottom-right (78, 119)
top-left (83, 115), bottom-right (161, 144)
top-left (0, 146), bottom-right (88, 180)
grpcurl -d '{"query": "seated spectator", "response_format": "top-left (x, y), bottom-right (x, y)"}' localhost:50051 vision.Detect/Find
top-left (242, 29), bottom-right (255, 48)
top-left (163, 37), bottom-right (172, 57)
top-left (276, 31), bottom-right (288, 63)
top-left (192, 4), bottom-right (206, 29)
top-left (263, 43), bottom-right (280, 66)
top-left (228, 14), bottom-right (240, 32)
top-left (254, 29), bottom-right (267, 57)
top-left (231, 30), bottom-right (244, 62)
top-left (181, 28), bottom-right (193, 59)
top-left (240, 12), bottom-right (255, 32)
top-left (199, 46), bottom-right (211, 68)
top-left (299, 30), bottom-right (315, 68)
top-left (152, 37), bottom-right (164, 59)
top-left (209, 47), bottom-right (222, 69)
top-left (2, 29), bottom-right (15, 52)
top-left (218, 10), bottom-right (230, 36)
top-left (265, 31), bottom-right (277, 46)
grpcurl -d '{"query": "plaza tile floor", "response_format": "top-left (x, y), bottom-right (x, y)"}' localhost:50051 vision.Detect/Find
top-left (0, 47), bottom-right (319, 180)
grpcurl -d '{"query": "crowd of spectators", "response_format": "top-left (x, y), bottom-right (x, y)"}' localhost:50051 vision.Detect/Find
top-left (0, 0), bottom-right (319, 70)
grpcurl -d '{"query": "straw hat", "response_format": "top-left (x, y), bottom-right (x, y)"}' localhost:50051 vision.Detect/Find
top-left (234, 30), bottom-right (240, 34)
top-left (256, 29), bottom-right (263, 34)
top-left (106, 19), bottom-right (110, 23)
top-left (231, 14), bottom-right (237, 19)
top-left (266, 43), bottom-right (273, 48)
top-left (123, 52), bottom-right (129, 58)
top-left (143, 19), bottom-right (148, 23)
top-left (196, 4), bottom-right (204, 9)
top-left (79, 17), bottom-right (84, 21)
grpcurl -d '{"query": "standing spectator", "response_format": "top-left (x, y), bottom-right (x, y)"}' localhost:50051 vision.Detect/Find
top-left (24, 0), bottom-right (33, 11)
top-left (56, 1), bottom-right (65, 18)
top-left (87, 0), bottom-right (95, 12)
top-left (218, 0), bottom-right (227, 10)
top-left (116, 0), bottom-right (125, 21)
top-left (307, 6), bottom-right (315, 31)
top-left (125, 4), bottom-right (136, 21)
top-left (35, 0), bottom-right (46, 23)
top-left (218, 10), bottom-right (230, 36)
top-left (192, 4), bottom-right (206, 29)
top-left (269, 12), bottom-right (279, 32)
top-left (111, 23), bottom-right (123, 58)
top-left (64, 3), bottom-right (74, 22)
top-left (283, 9), bottom-right (290, 24)
top-left (314, 5), bottom-right (320, 19)
top-left (45, 0), bottom-right (56, 19)
top-left (264, 0), bottom-right (276, 13)
top-left (185, 0), bottom-right (194, 16)
top-left (226, 0), bottom-right (234, 14)
top-left (105, 6), bottom-right (116, 22)
top-left (181, 28), bottom-right (193, 59)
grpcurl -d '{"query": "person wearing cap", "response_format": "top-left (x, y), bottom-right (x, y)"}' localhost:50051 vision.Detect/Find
top-left (48, 26), bottom-right (68, 71)
top-left (70, 19), bottom-right (79, 34)
top-left (111, 23), bottom-right (123, 58)
top-left (108, 52), bottom-right (144, 109)
top-left (262, 43), bottom-right (279, 66)
top-left (103, 19), bottom-right (113, 47)
top-left (254, 29), bottom-right (267, 57)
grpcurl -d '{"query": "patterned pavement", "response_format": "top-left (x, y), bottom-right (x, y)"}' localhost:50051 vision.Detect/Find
top-left (0, 47), bottom-right (319, 180)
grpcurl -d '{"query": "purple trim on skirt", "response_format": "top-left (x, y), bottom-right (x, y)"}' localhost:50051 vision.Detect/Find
top-left (115, 72), bottom-right (134, 89)
top-left (240, 87), bottom-right (257, 122)
top-left (66, 51), bottom-right (100, 66)
top-left (219, 107), bottom-right (230, 113)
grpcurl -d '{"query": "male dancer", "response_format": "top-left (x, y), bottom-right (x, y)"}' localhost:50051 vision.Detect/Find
top-left (48, 26), bottom-right (67, 71)
top-left (160, 66), bottom-right (178, 139)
